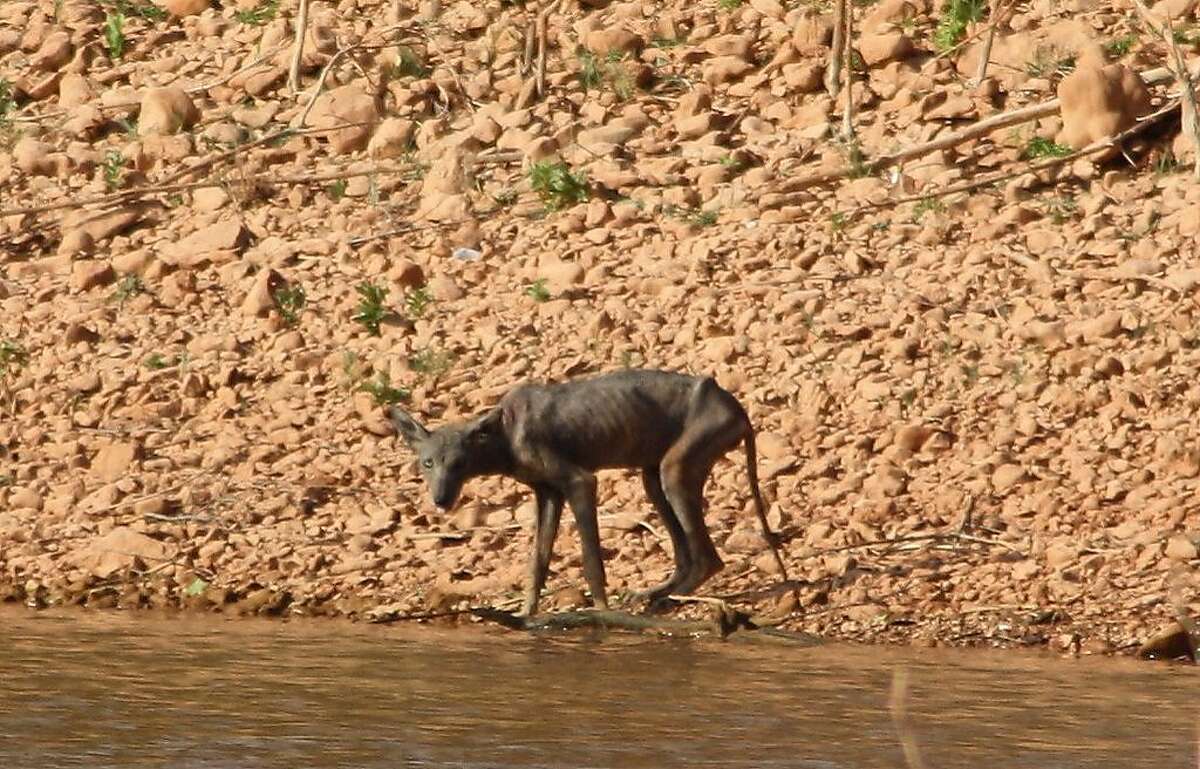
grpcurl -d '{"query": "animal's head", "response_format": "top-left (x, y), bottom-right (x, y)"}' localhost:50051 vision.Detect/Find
top-left (388, 407), bottom-right (505, 511)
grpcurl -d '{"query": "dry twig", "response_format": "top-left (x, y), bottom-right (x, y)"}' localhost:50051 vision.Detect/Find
top-left (1130, 0), bottom-right (1200, 179)
top-left (287, 0), bottom-right (313, 94)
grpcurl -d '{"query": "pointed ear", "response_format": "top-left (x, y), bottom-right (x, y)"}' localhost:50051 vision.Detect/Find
top-left (466, 408), bottom-right (503, 446)
top-left (389, 407), bottom-right (430, 449)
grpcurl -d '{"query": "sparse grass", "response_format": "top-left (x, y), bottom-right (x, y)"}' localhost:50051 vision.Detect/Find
top-left (1025, 45), bottom-right (1076, 79)
top-left (104, 11), bottom-right (126, 60)
top-left (106, 0), bottom-right (166, 20)
top-left (1104, 34), bottom-right (1137, 58)
top-left (341, 350), bottom-right (366, 389)
top-left (1174, 25), bottom-right (1199, 46)
top-left (234, 0), bottom-right (278, 24)
top-left (1154, 151), bottom-right (1181, 176)
top-left (912, 196), bottom-right (945, 222)
top-left (359, 371), bottom-right (410, 406)
top-left (408, 347), bottom-right (453, 378)
top-left (272, 285), bottom-right (306, 326)
top-left (524, 279), bottom-right (551, 303)
top-left (326, 179), bottom-right (348, 201)
top-left (717, 154), bottom-right (744, 171)
top-left (829, 211), bottom-right (848, 233)
top-left (114, 116), bottom-right (138, 137)
top-left (109, 274), bottom-right (144, 305)
top-left (933, 0), bottom-right (985, 52)
top-left (529, 160), bottom-right (589, 210)
top-left (1043, 194), bottom-right (1077, 224)
top-left (1023, 136), bottom-right (1073, 159)
top-left (717, 0), bottom-right (743, 9)
top-left (352, 282), bottom-right (390, 336)
top-left (102, 150), bottom-right (125, 191)
top-left (578, 50), bottom-right (639, 100)
top-left (403, 286), bottom-right (433, 319)
top-left (845, 142), bottom-right (870, 178)
top-left (144, 353), bottom-right (171, 370)
top-left (664, 204), bottom-right (718, 227)
top-left (0, 340), bottom-right (28, 378)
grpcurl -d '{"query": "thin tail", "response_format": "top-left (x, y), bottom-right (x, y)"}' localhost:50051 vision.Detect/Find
top-left (744, 426), bottom-right (792, 586)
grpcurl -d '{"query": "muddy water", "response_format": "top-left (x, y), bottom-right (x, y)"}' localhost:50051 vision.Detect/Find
top-left (0, 610), bottom-right (1195, 769)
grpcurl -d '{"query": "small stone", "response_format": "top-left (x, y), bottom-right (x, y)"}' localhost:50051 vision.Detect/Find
top-left (91, 442), bottom-right (140, 482)
top-left (1165, 536), bottom-right (1198, 562)
top-left (70, 259), bottom-right (115, 291)
top-left (138, 87), bottom-right (200, 136)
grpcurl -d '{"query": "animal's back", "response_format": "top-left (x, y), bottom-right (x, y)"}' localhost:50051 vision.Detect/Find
top-left (500, 369), bottom-right (703, 470)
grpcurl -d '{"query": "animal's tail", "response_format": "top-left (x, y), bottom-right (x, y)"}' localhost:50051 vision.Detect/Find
top-left (743, 426), bottom-right (792, 586)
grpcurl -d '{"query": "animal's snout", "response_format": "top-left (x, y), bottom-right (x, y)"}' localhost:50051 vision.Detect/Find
top-left (433, 492), bottom-right (454, 510)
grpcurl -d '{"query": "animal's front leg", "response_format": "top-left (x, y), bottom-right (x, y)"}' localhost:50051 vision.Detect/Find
top-left (522, 484), bottom-right (563, 617)
top-left (564, 472), bottom-right (608, 610)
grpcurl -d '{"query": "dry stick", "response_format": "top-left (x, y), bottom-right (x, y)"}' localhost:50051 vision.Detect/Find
top-left (779, 65), bottom-right (1179, 189)
top-left (841, 0), bottom-right (854, 140)
top-left (187, 44), bottom-right (288, 96)
top-left (287, 0), bottom-right (313, 94)
top-left (1131, 0), bottom-right (1200, 180)
top-left (533, 0), bottom-right (562, 99)
top-left (825, 0), bottom-right (846, 96)
top-left (841, 94), bottom-right (1184, 218)
top-left (937, 0), bottom-right (1017, 65)
top-left (292, 22), bottom-right (416, 129)
top-left (0, 123), bottom-right (367, 218)
top-left (971, 0), bottom-right (1002, 85)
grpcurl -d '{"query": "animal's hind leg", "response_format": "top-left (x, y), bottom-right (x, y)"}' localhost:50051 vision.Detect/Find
top-left (522, 484), bottom-right (563, 617)
top-left (636, 468), bottom-right (691, 607)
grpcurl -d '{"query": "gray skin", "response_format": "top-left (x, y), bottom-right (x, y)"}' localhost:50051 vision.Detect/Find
top-left (389, 368), bottom-right (790, 617)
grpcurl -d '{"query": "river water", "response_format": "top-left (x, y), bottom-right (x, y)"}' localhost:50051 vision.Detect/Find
top-left (0, 609), bottom-right (1194, 768)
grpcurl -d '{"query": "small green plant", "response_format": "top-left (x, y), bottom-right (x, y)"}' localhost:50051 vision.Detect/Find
top-left (1043, 195), bottom-right (1077, 224)
top-left (234, 0), bottom-right (278, 24)
top-left (387, 46), bottom-right (428, 79)
top-left (1104, 34), bottom-right (1137, 58)
top-left (403, 286), bottom-right (433, 319)
top-left (717, 0), bottom-right (744, 9)
top-left (408, 347), bottom-right (453, 378)
top-left (341, 350), bottom-right (366, 389)
top-left (578, 50), bottom-right (604, 90)
top-left (0, 79), bottom-right (13, 123)
top-left (273, 285), bottom-right (306, 326)
top-left (933, 0), bottom-right (985, 52)
top-left (102, 150), bottom-right (125, 191)
top-left (0, 339), bottom-right (28, 378)
top-left (524, 278), bottom-right (551, 303)
top-left (144, 353), bottom-right (170, 370)
top-left (103, 11), bottom-right (126, 60)
top-left (183, 577), bottom-right (208, 597)
top-left (326, 179), bottom-right (348, 201)
top-left (577, 49), bottom-right (639, 99)
top-left (1024, 136), bottom-right (1073, 160)
top-left (845, 142), bottom-right (870, 178)
top-left (528, 160), bottom-right (589, 210)
top-left (717, 154), bottom-right (745, 171)
top-left (664, 204), bottom-right (718, 227)
top-left (109, 274), bottom-right (144, 305)
top-left (108, 0), bottom-right (166, 20)
top-left (1154, 151), bottom-right (1181, 176)
top-left (352, 282), bottom-right (390, 336)
top-left (912, 196), bottom-right (945, 222)
top-left (1173, 25), bottom-right (1199, 46)
top-left (359, 371), bottom-right (410, 406)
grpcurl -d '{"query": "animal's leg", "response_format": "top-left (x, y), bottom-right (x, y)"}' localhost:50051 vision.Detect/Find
top-left (636, 468), bottom-right (692, 605)
top-left (660, 449), bottom-right (724, 597)
top-left (562, 471), bottom-right (608, 610)
top-left (522, 484), bottom-right (563, 617)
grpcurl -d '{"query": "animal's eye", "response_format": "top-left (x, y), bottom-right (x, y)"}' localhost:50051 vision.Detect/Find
top-left (422, 459), bottom-right (434, 469)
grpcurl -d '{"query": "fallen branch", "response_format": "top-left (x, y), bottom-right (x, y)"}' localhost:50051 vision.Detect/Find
top-left (287, 0), bottom-right (313, 94)
top-left (1131, 0), bottom-right (1200, 179)
top-left (778, 65), bottom-right (1179, 190)
top-left (825, 0), bottom-right (846, 96)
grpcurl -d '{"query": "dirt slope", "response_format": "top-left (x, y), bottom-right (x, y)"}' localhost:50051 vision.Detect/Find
top-left (2, 0), bottom-right (1200, 656)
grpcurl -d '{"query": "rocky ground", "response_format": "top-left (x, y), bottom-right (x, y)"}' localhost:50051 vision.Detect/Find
top-left (2, 0), bottom-right (1200, 658)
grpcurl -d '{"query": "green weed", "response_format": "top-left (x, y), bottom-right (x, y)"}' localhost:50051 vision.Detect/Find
top-left (144, 353), bottom-right (171, 370)
top-left (109, 274), bottom-right (144, 305)
top-left (387, 46), bottom-right (428, 79)
top-left (933, 0), bottom-right (985, 52)
top-left (272, 285), bottom-right (306, 326)
top-left (326, 179), bottom-right (348, 201)
top-left (359, 371), bottom-right (410, 406)
top-left (408, 347), bottom-right (453, 378)
top-left (717, 0), bottom-right (743, 9)
top-left (102, 150), bottom-right (125, 191)
top-left (664, 204), bottom-right (718, 227)
top-left (403, 286), bottom-right (433, 319)
top-left (352, 282), bottom-right (390, 336)
top-left (1104, 34), bottom-right (1137, 57)
top-left (104, 11), bottom-right (126, 59)
top-left (1025, 46), bottom-right (1076, 79)
top-left (912, 196), bottom-right (945, 222)
top-left (1024, 136), bottom-right (1073, 159)
top-left (529, 160), bottom-right (589, 210)
top-left (234, 0), bottom-right (278, 25)
top-left (524, 279), bottom-right (551, 302)
top-left (0, 340), bottom-right (28, 378)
